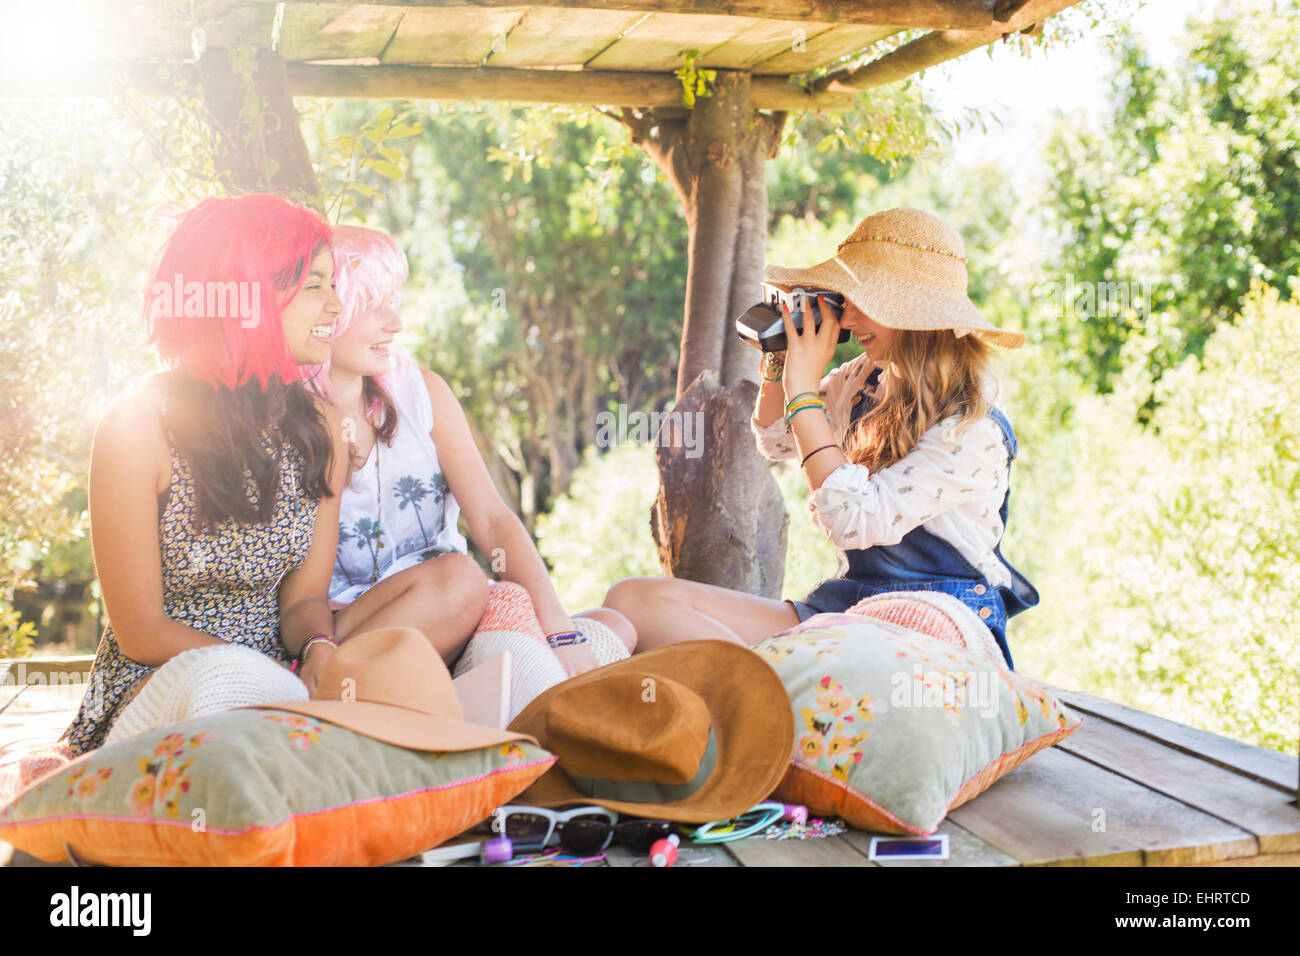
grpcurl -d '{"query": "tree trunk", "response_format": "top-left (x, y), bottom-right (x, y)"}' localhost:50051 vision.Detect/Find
top-left (620, 73), bottom-right (789, 597)
top-left (197, 47), bottom-right (320, 202)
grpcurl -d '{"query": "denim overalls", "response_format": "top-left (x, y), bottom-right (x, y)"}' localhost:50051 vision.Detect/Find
top-left (789, 379), bottom-right (1039, 669)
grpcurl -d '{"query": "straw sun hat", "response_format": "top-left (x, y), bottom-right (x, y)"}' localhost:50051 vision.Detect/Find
top-left (250, 627), bottom-right (536, 753)
top-left (764, 207), bottom-right (1025, 349)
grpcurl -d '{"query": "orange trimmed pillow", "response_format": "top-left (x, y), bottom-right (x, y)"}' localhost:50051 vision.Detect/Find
top-left (754, 614), bottom-right (1081, 835)
top-left (0, 709), bottom-right (554, 866)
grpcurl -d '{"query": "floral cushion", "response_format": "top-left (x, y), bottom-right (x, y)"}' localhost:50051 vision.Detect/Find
top-left (754, 614), bottom-right (1082, 835)
top-left (0, 709), bottom-right (555, 866)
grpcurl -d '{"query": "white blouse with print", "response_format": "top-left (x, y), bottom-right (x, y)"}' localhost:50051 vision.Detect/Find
top-left (330, 363), bottom-right (468, 606)
top-left (751, 353), bottom-right (1014, 590)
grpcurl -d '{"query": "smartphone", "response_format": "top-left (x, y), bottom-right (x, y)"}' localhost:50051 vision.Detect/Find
top-left (867, 835), bottom-right (950, 861)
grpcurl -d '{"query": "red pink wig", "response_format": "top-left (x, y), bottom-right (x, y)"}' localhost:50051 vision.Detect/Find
top-left (144, 194), bottom-right (333, 390)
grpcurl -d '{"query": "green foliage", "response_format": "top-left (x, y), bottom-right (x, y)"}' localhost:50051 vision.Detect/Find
top-left (1036, 0), bottom-right (1300, 389)
top-left (1010, 286), bottom-right (1299, 754)
top-left (0, 101), bottom-right (158, 655)
top-left (305, 102), bottom-right (418, 222)
top-left (534, 444), bottom-right (662, 611)
top-left (310, 100), bottom-right (686, 521)
top-left (674, 50), bottom-right (717, 109)
top-left (0, 607), bottom-right (37, 660)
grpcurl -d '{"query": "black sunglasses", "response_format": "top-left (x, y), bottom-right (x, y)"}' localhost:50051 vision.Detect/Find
top-left (476, 806), bottom-right (676, 855)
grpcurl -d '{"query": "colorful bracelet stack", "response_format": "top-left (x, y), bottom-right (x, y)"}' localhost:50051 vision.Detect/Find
top-left (546, 630), bottom-right (587, 649)
top-left (290, 634), bottom-right (338, 674)
top-left (760, 352), bottom-right (784, 383)
top-left (784, 391), bottom-right (829, 425)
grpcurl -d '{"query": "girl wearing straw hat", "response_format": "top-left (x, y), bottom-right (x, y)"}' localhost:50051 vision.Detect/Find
top-left (303, 226), bottom-right (635, 690)
top-left (604, 208), bottom-right (1038, 669)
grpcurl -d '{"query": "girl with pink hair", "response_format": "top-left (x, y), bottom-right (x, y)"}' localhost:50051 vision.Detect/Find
top-left (305, 226), bottom-right (634, 681)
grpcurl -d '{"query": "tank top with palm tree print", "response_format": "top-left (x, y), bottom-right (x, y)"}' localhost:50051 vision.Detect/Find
top-left (330, 363), bottom-right (467, 606)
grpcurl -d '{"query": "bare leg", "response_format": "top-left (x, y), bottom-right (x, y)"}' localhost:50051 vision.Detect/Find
top-left (603, 577), bottom-right (798, 653)
top-left (333, 553), bottom-right (490, 664)
top-left (573, 606), bottom-right (638, 654)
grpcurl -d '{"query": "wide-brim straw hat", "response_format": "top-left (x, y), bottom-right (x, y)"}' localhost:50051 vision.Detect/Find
top-left (507, 640), bottom-right (795, 824)
top-left (248, 627), bottom-right (537, 753)
top-left (764, 207), bottom-right (1025, 349)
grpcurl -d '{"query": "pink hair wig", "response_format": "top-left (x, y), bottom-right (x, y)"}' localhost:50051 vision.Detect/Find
top-left (300, 224), bottom-right (415, 413)
top-left (144, 194), bottom-right (333, 391)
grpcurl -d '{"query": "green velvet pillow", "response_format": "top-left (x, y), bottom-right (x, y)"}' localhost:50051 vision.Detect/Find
top-left (0, 709), bottom-right (555, 866)
top-left (754, 613), bottom-right (1082, 835)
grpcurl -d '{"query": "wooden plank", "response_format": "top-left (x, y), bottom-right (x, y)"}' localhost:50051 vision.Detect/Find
top-left (724, 832), bottom-right (876, 866)
top-left (699, 18), bottom-right (836, 71)
top-left (383, 6), bottom-right (529, 66)
top-left (278, 2), bottom-right (407, 62)
top-left (252, 1), bottom-right (1002, 32)
top-left (1054, 688), bottom-right (1298, 795)
top-left (585, 12), bottom-right (758, 71)
top-left (948, 747), bottom-right (1260, 866)
top-left (482, 8), bottom-right (647, 68)
top-left (1198, 853), bottom-right (1300, 867)
top-left (115, 0), bottom-right (278, 61)
top-left (0, 684), bottom-right (81, 758)
top-left (0, 656), bottom-right (95, 679)
top-left (753, 23), bottom-right (900, 74)
top-left (818, 0), bottom-right (1077, 91)
top-left (841, 819), bottom-right (1020, 867)
top-left (603, 842), bottom-right (740, 867)
top-left (284, 63), bottom-right (855, 110)
top-left (1057, 713), bottom-right (1300, 854)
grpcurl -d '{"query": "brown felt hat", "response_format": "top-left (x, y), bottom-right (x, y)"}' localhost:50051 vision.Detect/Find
top-left (764, 207), bottom-right (1025, 349)
top-left (506, 640), bottom-right (795, 824)
top-left (248, 627), bottom-right (537, 752)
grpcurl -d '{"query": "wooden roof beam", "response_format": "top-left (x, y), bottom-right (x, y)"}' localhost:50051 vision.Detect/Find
top-left (282, 62), bottom-right (857, 110)
top-left (249, 0), bottom-right (1008, 32)
top-left (813, 0), bottom-right (1077, 92)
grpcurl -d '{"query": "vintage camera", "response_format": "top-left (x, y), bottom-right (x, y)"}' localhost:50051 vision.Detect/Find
top-left (735, 285), bottom-right (849, 353)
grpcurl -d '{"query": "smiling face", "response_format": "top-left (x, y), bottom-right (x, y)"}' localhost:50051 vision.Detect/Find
top-left (837, 299), bottom-right (899, 363)
top-left (330, 287), bottom-right (403, 380)
top-left (278, 247), bottom-right (341, 366)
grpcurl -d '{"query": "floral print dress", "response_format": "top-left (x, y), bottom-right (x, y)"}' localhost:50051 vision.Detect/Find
top-left (64, 407), bottom-right (318, 756)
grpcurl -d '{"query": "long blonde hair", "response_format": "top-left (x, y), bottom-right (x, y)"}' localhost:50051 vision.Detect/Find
top-left (844, 330), bottom-right (992, 472)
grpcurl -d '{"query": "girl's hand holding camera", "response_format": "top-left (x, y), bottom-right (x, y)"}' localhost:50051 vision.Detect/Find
top-left (780, 295), bottom-right (842, 399)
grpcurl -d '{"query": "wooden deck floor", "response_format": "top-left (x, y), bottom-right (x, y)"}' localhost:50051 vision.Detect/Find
top-left (3, 679), bottom-right (1297, 867)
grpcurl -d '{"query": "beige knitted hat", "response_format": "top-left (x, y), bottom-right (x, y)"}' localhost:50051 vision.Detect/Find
top-left (105, 644), bottom-right (309, 747)
top-left (764, 208), bottom-right (1025, 349)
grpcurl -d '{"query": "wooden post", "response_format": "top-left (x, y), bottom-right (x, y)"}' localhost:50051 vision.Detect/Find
top-left (620, 73), bottom-right (789, 597)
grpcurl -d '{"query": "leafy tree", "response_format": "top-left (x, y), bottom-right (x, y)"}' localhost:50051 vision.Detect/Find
top-left (1012, 285), bottom-right (1299, 754)
top-left (1036, 0), bottom-right (1300, 389)
top-left (0, 101), bottom-right (159, 655)
top-left (309, 100), bottom-right (687, 526)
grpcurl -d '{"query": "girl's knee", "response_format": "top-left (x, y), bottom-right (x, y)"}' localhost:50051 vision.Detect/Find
top-left (603, 576), bottom-right (660, 612)
top-left (418, 553), bottom-right (490, 608)
top-left (583, 607), bottom-right (637, 653)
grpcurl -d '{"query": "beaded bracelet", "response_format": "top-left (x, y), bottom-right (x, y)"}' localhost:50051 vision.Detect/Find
top-left (784, 396), bottom-right (824, 421)
top-left (546, 630), bottom-right (587, 649)
top-left (291, 634), bottom-right (337, 673)
top-left (760, 352), bottom-right (784, 383)
top-left (784, 391), bottom-right (820, 412)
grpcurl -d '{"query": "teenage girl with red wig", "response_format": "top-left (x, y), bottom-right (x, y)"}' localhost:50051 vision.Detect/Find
top-left (63, 194), bottom-right (351, 755)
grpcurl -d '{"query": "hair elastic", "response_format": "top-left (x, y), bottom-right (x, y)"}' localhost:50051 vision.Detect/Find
top-left (800, 444), bottom-right (838, 467)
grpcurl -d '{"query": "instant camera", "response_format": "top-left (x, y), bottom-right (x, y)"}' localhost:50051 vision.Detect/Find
top-left (735, 284), bottom-right (850, 353)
